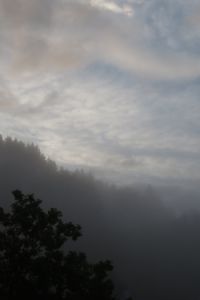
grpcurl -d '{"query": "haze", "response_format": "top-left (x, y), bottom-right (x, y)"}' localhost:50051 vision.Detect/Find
top-left (1, 2), bottom-right (200, 298)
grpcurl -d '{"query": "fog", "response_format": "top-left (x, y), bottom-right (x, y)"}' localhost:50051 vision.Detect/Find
top-left (1, 136), bottom-right (200, 299)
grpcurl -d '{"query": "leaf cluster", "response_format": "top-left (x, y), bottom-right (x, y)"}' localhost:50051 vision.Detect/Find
top-left (0, 191), bottom-right (115, 300)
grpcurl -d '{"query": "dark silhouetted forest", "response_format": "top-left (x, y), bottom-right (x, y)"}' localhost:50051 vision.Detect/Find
top-left (1, 136), bottom-right (200, 299)
top-left (0, 190), bottom-right (116, 300)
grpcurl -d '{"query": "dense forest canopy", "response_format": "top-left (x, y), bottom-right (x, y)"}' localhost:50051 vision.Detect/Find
top-left (1, 136), bottom-right (200, 299)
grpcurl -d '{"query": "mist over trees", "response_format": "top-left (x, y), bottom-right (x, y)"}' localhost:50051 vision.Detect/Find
top-left (1, 135), bottom-right (200, 299)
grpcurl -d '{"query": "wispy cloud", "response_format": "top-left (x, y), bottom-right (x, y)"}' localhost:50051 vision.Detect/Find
top-left (0, 0), bottom-right (200, 80)
top-left (1, 0), bottom-right (200, 185)
top-left (90, 0), bottom-right (134, 16)
top-left (1, 65), bottom-right (200, 185)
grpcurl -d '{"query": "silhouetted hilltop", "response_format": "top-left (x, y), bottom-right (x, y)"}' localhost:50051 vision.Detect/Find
top-left (0, 135), bottom-right (166, 226)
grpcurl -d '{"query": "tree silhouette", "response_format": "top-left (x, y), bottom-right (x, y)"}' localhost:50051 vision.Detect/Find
top-left (0, 190), bottom-right (116, 300)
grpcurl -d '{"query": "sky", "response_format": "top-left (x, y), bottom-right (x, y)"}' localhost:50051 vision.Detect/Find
top-left (1, 0), bottom-right (200, 185)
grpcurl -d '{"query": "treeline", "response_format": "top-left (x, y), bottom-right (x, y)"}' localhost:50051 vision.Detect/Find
top-left (0, 136), bottom-right (200, 299)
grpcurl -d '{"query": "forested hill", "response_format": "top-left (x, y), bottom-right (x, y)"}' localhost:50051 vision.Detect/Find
top-left (0, 135), bottom-right (165, 226)
top-left (1, 136), bottom-right (200, 300)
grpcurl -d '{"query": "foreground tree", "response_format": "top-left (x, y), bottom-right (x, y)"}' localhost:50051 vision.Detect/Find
top-left (0, 190), bottom-right (115, 300)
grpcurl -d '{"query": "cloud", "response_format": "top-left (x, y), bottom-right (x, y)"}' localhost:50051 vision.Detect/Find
top-left (0, 79), bottom-right (18, 111)
top-left (1, 0), bottom-right (200, 80)
top-left (0, 1), bottom-right (94, 73)
top-left (1, 0), bottom-right (200, 186)
top-left (90, 0), bottom-right (134, 16)
top-left (2, 66), bottom-right (200, 185)
top-left (100, 36), bottom-right (200, 80)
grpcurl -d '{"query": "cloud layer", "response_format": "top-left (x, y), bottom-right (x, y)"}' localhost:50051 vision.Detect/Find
top-left (1, 0), bottom-right (200, 185)
top-left (1, 0), bottom-right (200, 79)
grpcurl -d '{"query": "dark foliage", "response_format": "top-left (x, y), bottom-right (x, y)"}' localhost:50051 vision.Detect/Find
top-left (0, 190), bottom-right (115, 300)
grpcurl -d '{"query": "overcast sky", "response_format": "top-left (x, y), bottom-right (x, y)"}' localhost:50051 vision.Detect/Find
top-left (1, 0), bottom-right (200, 185)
